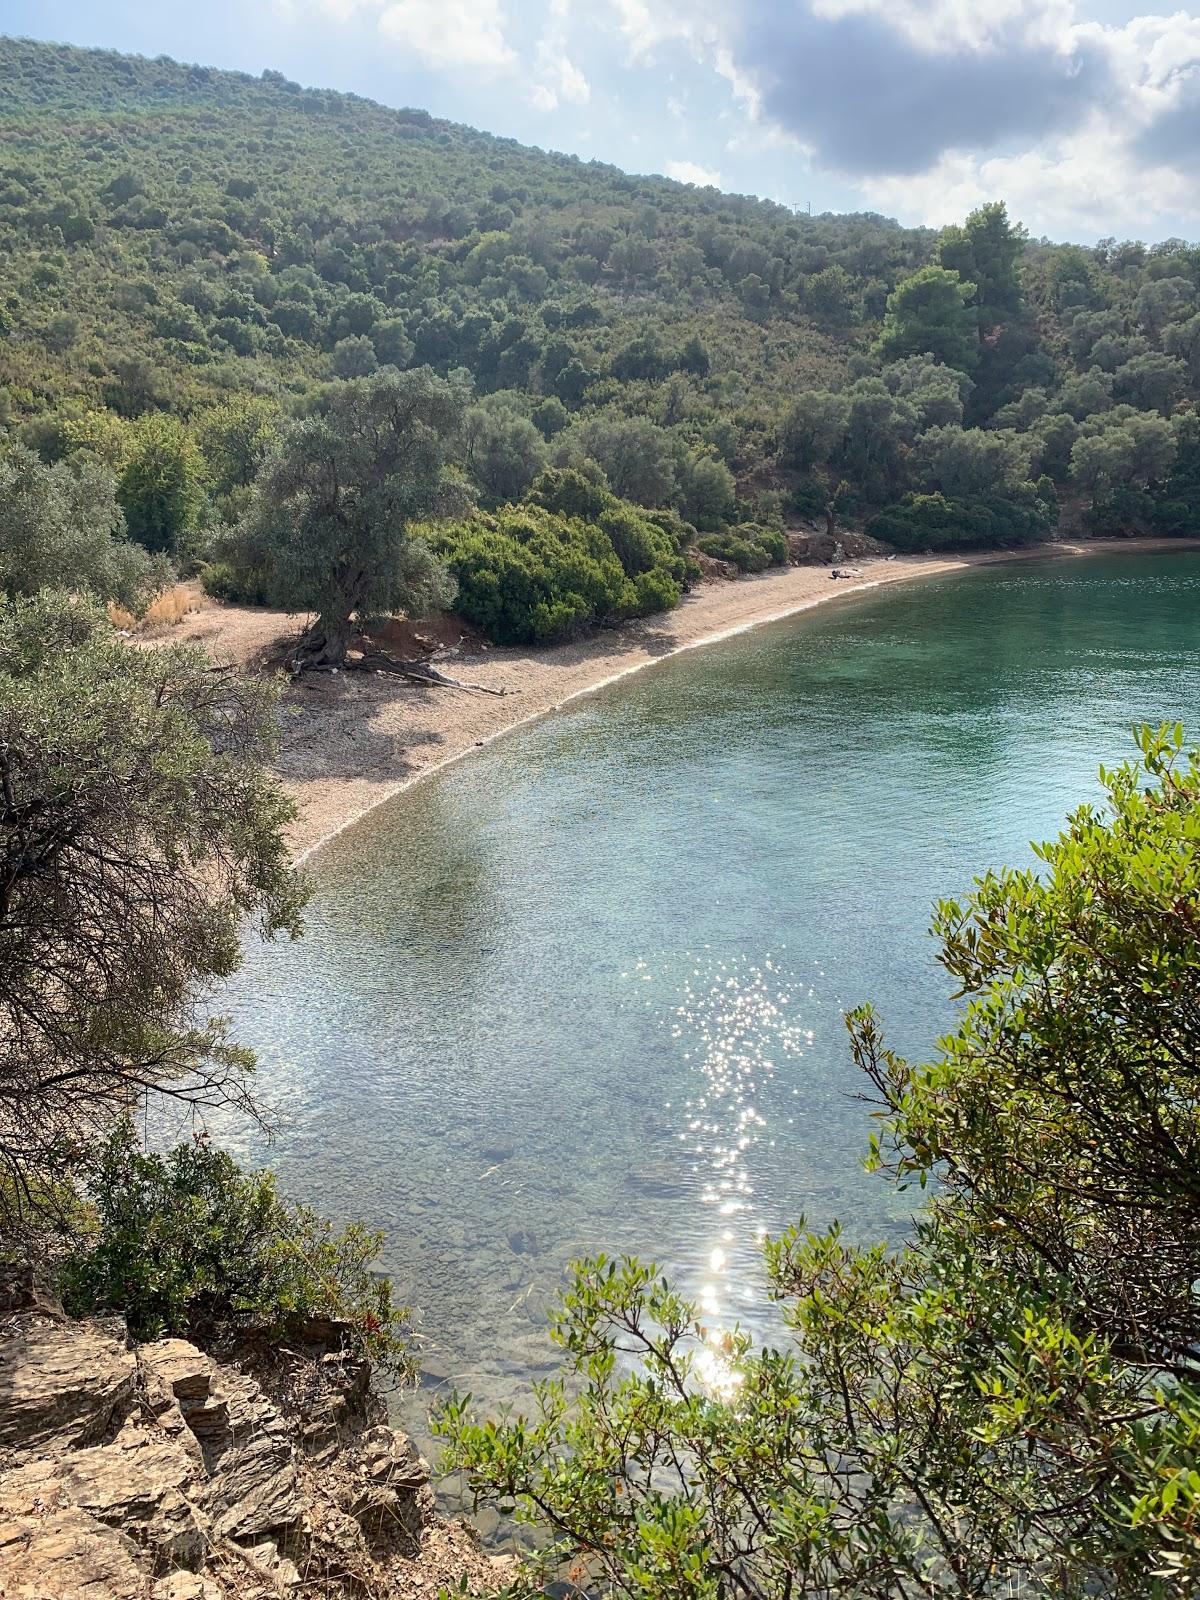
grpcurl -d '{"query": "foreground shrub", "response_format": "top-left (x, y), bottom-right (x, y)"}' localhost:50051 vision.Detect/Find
top-left (0, 593), bottom-right (303, 1219)
top-left (438, 726), bottom-right (1200, 1597)
top-left (199, 550), bottom-right (274, 606)
top-left (867, 488), bottom-right (1054, 551)
top-left (62, 1124), bottom-right (409, 1371)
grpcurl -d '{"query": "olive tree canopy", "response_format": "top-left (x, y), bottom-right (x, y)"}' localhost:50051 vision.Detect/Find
top-left (236, 368), bottom-right (470, 669)
top-left (0, 444), bottom-right (167, 611)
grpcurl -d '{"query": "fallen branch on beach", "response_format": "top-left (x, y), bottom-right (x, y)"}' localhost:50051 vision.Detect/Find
top-left (349, 650), bottom-right (507, 694)
top-left (287, 646), bottom-right (506, 695)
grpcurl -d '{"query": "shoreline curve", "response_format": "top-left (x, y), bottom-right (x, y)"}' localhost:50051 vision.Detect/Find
top-left (275, 536), bottom-right (1200, 865)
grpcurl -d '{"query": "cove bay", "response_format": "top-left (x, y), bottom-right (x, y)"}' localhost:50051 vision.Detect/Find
top-left (212, 548), bottom-right (1200, 1418)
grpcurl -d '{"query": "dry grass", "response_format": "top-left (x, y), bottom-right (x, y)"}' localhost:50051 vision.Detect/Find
top-left (110, 583), bottom-right (204, 631)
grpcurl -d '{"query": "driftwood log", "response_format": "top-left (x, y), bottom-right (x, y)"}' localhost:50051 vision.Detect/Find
top-left (286, 644), bottom-right (506, 695)
top-left (350, 650), bottom-right (507, 694)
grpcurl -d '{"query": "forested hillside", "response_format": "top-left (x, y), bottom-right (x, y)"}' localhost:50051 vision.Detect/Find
top-left (1, 33), bottom-right (1198, 618)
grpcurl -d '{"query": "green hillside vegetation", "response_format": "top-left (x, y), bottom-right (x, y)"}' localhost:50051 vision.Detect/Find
top-left (0, 36), bottom-right (1198, 647)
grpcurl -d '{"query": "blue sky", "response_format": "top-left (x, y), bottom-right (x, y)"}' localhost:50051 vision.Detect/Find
top-left (3, 0), bottom-right (1199, 242)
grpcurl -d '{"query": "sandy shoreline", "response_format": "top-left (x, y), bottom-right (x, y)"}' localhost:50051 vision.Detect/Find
top-left (169, 537), bottom-right (1200, 861)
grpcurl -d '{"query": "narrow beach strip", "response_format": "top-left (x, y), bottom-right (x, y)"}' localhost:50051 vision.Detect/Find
top-left (279, 537), bottom-right (1199, 862)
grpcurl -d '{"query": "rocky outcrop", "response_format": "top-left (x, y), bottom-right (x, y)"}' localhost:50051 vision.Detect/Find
top-left (786, 528), bottom-right (889, 564)
top-left (0, 1315), bottom-right (137, 1460)
top-left (0, 1308), bottom-right (511, 1599)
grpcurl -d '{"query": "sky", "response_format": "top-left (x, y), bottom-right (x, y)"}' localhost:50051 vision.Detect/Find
top-left (3, 0), bottom-right (1200, 243)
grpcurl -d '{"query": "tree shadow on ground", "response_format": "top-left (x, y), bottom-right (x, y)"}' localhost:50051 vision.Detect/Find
top-left (273, 673), bottom-right (448, 783)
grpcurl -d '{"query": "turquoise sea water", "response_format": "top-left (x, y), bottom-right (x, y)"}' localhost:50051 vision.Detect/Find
top-left (209, 549), bottom-right (1200, 1419)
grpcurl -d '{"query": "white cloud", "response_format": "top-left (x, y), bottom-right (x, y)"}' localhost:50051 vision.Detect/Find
top-left (529, 0), bottom-right (590, 112)
top-left (665, 159), bottom-right (722, 187)
top-left (607, 1), bottom-right (1200, 234)
top-left (807, 0), bottom-right (1077, 53)
top-left (377, 0), bottom-right (514, 69)
top-left (857, 109), bottom-right (1200, 240)
top-left (278, 0), bottom-right (516, 67)
top-left (850, 9), bottom-right (1200, 236)
top-left (610, 0), bottom-right (688, 59)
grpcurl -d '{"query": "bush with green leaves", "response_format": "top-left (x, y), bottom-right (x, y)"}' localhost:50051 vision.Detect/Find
top-left (1149, 411), bottom-right (1200, 534)
top-left (435, 501), bottom-right (672, 645)
top-left (117, 412), bottom-right (207, 556)
top-left (867, 488), bottom-right (1053, 551)
top-left (62, 1123), bottom-right (409, 1371)
top-left (595, 499), bottom-right (687, 587)
top-left (436, 473), bottom-right (685, 645)
top-left (696, 523), bottom-right (787, 572)
top-left (0, 592), bottom-right (303, 1217)
top-left (437, 726), bottom-right (1200, 1598)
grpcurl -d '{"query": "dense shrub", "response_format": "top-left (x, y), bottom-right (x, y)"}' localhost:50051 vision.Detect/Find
top-left (435, 504), bottom-right (630, 644)
top-left (696, 522), bottom-right (788, 572)
top-left (199, 556), bottom-right (272, 605)
top-left (1148, 411), bottom-right (1200, 534)
top-left (435, 472), bottom-right (687, 645)
top-left (435, 498), bottom-right (682, 645)
top-left (749, 523), bottom-right (789, 564)
top-left (643, 506), bottom-right (699, 556)
top-left (0, 444), bottom-right (167, 611)
top-left (867, 490), bottom-right (1054, 551)
top-left (597, 501), bottom-right (687, 585)
top-left (526, 464), bottom-right (611, 522)
top-left (1084, 484), bottom-right (1156, 536)
top-left (117, 413), bottom-right (207, 556)
top-left (62, 1123), bottom-right (409, 1371)
top-left (698, 534), bottom-right (769, 572)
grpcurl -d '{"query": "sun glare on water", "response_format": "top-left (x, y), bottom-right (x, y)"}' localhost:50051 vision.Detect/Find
top-left (621, 950), bottom-right (821, 1398)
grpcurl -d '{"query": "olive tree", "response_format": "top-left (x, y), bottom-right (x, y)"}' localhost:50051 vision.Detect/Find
top-left (882, 354), bottom-right (973, 431)
top-left (236, 368), bottom-right (469, 669)
top-left (834, 379), bottom-right (917, 502)
top-left (1162, 313), bottom-right (1200, 385)
top-left (0, 593), bottom-right (304, 1219)
top-left (566, 416), bottom-right (678, 507)
top-left (462, 395), bottom-right (547, 504)
top-left (778, 390), bottom-right (849, 472)
top-left (1113, 351), bottom-right (1188, 415)
top-left (909, 424), bottom-right (1028, 497)
top-left (440, 727), bottom-right (1200, 1599)
top-left (1070, 408), bottom-right (1177, 496)
top-left (0, 444), bottom-right (167, 611)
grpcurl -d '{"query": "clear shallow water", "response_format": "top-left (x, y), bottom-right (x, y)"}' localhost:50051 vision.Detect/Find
top-left (207, 550), bottom-right (1200, 1422)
